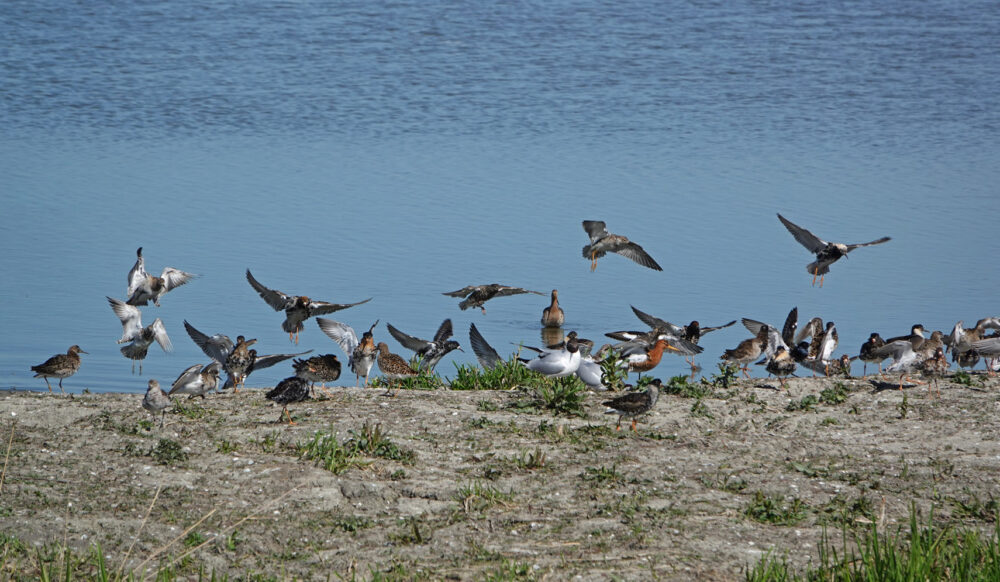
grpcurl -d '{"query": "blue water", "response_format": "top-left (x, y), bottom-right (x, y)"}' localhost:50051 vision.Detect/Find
top-left (2, 0), bottom-right (998, 394)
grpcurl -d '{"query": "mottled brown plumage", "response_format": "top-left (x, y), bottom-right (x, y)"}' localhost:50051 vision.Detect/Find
top-left (31, 345), bottom-right (86, 393)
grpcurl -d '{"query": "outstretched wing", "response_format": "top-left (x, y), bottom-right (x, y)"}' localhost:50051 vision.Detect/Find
top-left (614, 242), bottom-right (663, 271)
top-left (149, 318), bottom-right (173, 352)
top-left (107, 296), bottom-right (142, 343)
top-left (492, 286), bottom-right (544, 298)
top-left (469, 323), bottom-right (502, 369)
top-left (442, 285), bottom-right (479, 298)
top-left (316, 317), bottom-right (359, 355)
top-left (781, 307), bottom-right (798, 347)
top-left (161, 267), bottom-right (196, 292)
top-left (845, 237), bottom-right (891, 252)
top-left (701, 320), bottom-right (737, 334)
top-left (777, 214), bottom-right (827, 253)
top-left (630, 305), bottom-right (684, 337)
top-left (582, 220), bottom-right (609, 243)
top-left (433, 319), bottom-right (454, 343)
top-left (251, 350), bottom-right (313, 372)
top-left (307, 297), bottom-right (372, 316)
top-left (126, 248), bottom-right (146, 298)
top-left (246, 269), bottom-right (292, 311)
top-left (386, 322), bottom-right (429, 352)
top-left (183, 320), bottom-right (233, 364)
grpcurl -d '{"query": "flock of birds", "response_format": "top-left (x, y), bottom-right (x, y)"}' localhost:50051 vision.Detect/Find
top-left (28, 217), bottom-right (1000, 431)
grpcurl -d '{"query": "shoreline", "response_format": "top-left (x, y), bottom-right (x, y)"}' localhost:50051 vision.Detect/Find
top-left (2, 373), bottom-right (999, 579)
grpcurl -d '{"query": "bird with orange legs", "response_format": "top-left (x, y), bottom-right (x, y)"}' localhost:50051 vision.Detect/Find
top-left (603, 379), bottom-right (662, 432)
top-left (581, 220), bottom-right (662, 272)
top-left (777, 214), bottom-right (890, 287)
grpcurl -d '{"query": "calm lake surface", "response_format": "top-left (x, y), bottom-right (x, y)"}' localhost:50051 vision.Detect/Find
top-left (2, 0), bottom-right (998, 394)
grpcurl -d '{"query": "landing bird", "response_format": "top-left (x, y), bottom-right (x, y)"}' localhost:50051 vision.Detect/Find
top-left (443, 284), bottom-right (544, 314)
top-left (30, 345), bottom-right (86, 393)
top-left (126, 247), bottom-right (196, 306)
top-left (317, 318), bottom-right (379, 387)
top-left (246, 269), bottom-right (371, 344)
top-left (776, 213), bottom-right (890, 287)
top-left (183, 321), bottom-right (309, 391)
top-left (581, 220), bottom-right (662, 272)
top-left (266, 376), bottom-right (310, 425)
top-left (107, 296), bottom-right (172, 374)
top-left (168, 362), bottom-right (222, 399)
top-left (603, 379), bottom-right (662, 432)
top-left (142, 379), bottom-right (171, 428)
top-left (386, 319), bottom-right (462, 372)
top-left (541, 289), bottom-right (565, 328)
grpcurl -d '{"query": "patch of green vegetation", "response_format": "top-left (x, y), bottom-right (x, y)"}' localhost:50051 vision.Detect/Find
top-left (331, 515), bottom-right (375, 533)
top-left (482, 559), bottom-right (536, 581)
top-left (476, 400), bottom-right (499, 411)
top-left (449, 357), bottom-right (541, 391)
top-left (511, 375), bottom-right (588, 417)
top-left (390, 469), bottom-right (407, 481)
top-left (706, 363), bottom-right (739, 389)
top-left (345, 422), bottom-right (416, 464)
top-left (788, 460), bottom-right (831, 479)
top-left (151, 438), bottom-right (188, 466)
top-left (746, 506), bottom-right (1000, 581)
top-left (786, 394), bottom-right (819, 412)
top-left (455, 481), bottom-right (515, 513)
top-left (816, 494), bottom-right (876, 528)
top-left (388, 516), bottom-right (434, 545)
top-left (465, 416), bottom-right (501, 429)
top-left (171, 400), bottom-right (216, 420)
top-left (184, 531), bottom-right (208, 548)
top-left (371, 371), bottom-right (445, 391)
top-left (820, 416), bottom-right (839, 426)
top-left (690, 398), bottom-right (714, 418)
top-left (249, 430), bottom-right (281, 453)
top-left (743, 491), bottom-right (809, 526)
top-left (952, 370), bottom-right (979, 387)
top-left (582, 464), bottom-right (627, 487)
top-left (948, 490), bottom-right (999, 522)
top-left (700, 468), bottom-right (748, 493)
top-left (216, 439), bottom-right (238, 454)
top-left (664, 374), bottom-right (712, 398)
top-left (820, 382), bottom-right (850, 405)
top-left (598, 349), bottom-right (630, 393)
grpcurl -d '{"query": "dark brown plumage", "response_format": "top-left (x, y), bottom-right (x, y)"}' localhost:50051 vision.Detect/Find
top-left (266, 376), bottom-right (311, 424)
top-left (443, 284), bottom-right (544, 314)
top-left (31, 345), bottom-right (86, 393)
top-left (603, 379), bottom-right (662, 432)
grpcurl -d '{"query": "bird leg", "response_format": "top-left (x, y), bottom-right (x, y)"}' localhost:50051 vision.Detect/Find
top-left (615, 417), bottom-right (622, 431)
top-left (281, 405), bottom-right (296, 425)
top-left (58, 379), bottom-right (65, 394)
top-left (590, 251), bottom-right (598, 272)
top-left (811, 268), bottom-right (819, 286)
top-left (630, 418), bottom-right (638, 432)
top-left (44, 378), bottom-right (53, 393)
top-left (820, 275), bottom-right (825, 288)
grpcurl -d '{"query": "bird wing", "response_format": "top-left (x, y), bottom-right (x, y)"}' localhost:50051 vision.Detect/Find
top-left (107, 296), bottom-right (142, 343)
top-left (316, 317), bottom-right (359, 355)
top-left (742, 318), bottom-right (787, 359)
top-left (183, 320), bottom-right (233, 364)
top-left (150, 318), bottom-right (173, 352)
top-left (971, 337), bottom-right (1000, 356)
top-left (777, 214), bottom-right (827, 253)
top-left (873, 339), bottom-right (916, 363)
top-left (246, 269), bottom-right (292, 311)
top-left (701, 320), bottom-right (737, 334)
top-left (386, 322), bottom-right (430, 352)
top-left (161, 267), bottom-right (196, 292)
top-left (781, 307), bottom-right (798, 347)
top-left (443, 286), bottom-right (478, 298)
top-left (169, 363), bottom-right (204, 395)
top-left (252, 350), bottom-right (313, 372)
top-left (433, 319), bottom-right (454, 343)
top-left (493, 286), bottom-right (544, 298)
top-left (308, 297), bottom-right (372, 315)
top-left (630, 305), bottom-right (684, 336)
top-left (614, 242), bottom-right (663, 271)
top-left (844, 237), bottom-right (891, 252)
top-left (976, 317), bottom-right (1000, 332)
top-left (582, 220), bottom-right (610, 243)
top-left (126, 248), bottom-right (146, 298)
top-left (469, 323), bottom-right (502, 369)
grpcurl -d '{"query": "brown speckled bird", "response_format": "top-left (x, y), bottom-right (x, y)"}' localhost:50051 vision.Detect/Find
top-left (443, 284), bottom-right (544, 314)
top-left (31, 345), bottom-right (87, 393)
top-left (293, 354), bottom-right (342, 397)
top-left (376, 342), bottom-right (419, 397)
top-left (246, 269), bottom-right (371, 344)
top-left (582, 220), bottom-right (662, 272)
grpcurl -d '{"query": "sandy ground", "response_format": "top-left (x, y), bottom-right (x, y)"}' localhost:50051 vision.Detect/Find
top-left (1, 370), bottom-right (999, 580)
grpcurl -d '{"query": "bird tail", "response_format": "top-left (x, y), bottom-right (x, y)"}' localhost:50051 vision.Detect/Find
top-left (806, 261), bottom-right (830, 276)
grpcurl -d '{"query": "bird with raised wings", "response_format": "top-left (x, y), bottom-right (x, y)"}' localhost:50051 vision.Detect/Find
top-left (582, 220), bottom-right (662, 272)
top-left (443, 284), bottom-right (543, 314)
top-left (183, 320), bottom-right (310, 391)
top-left (246, 269), bottom-right (371, 344)
top-left (126, 247), bottom-right (196, 306)
top-left (316, 318), bottom-right (379, 387)
top-left (106, 296), bottom-right (172, 374)
top-left (386, 319), bottom-right (461, 372)
top-left (776, 214), bottom-right (890, 287)
top-left (168, 362), bottom-right (222, 399)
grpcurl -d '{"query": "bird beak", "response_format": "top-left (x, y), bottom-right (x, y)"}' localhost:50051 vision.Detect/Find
top-left (666, 344), bottom-right (680, 352)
